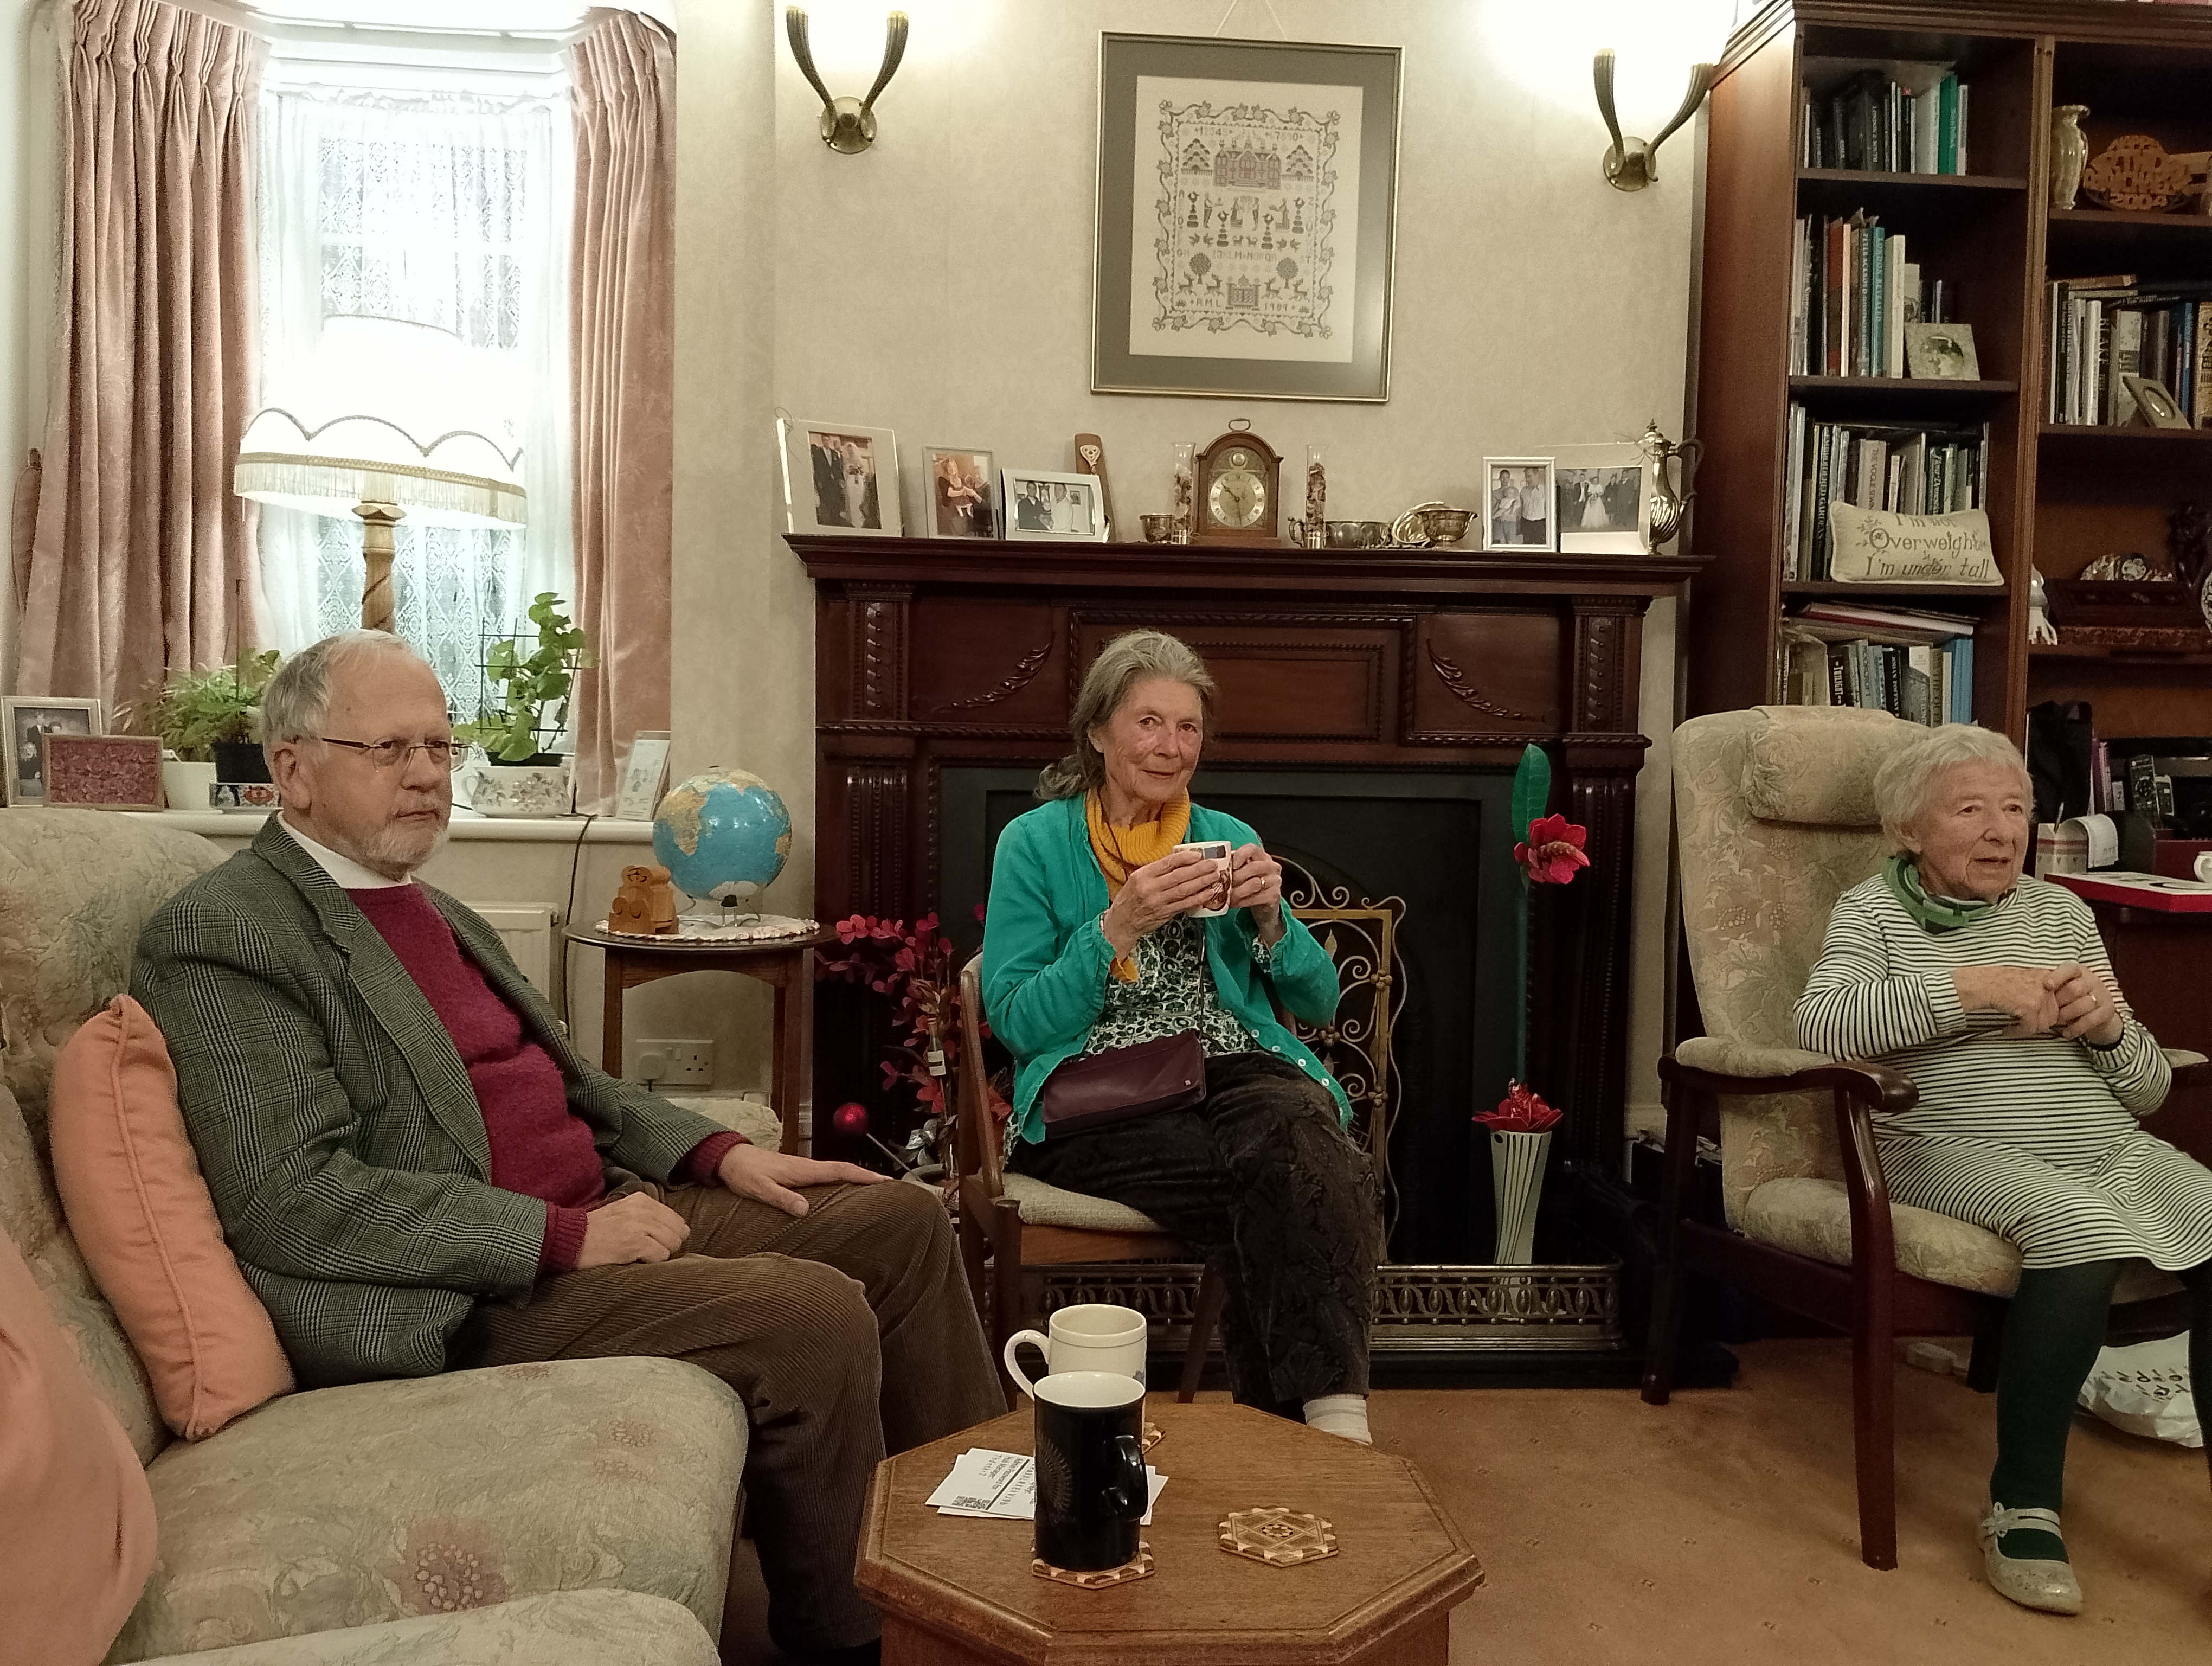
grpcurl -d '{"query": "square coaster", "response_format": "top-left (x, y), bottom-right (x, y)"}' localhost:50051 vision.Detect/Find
top-left (1032, 1543), bottom-right (1155, 1588)
top-left (1219, 1507), bottom-right (1339, 1567)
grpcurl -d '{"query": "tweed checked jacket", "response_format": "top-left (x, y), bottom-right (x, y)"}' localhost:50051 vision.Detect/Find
top-left (131, 818), bottom-right (735, 1387)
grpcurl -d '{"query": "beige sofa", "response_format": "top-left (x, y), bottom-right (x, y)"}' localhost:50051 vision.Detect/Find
top-left (0, 810), bottom-right (747, 1665)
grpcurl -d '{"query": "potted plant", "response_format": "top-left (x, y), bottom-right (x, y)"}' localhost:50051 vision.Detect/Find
top-left (129, 650), bottom-right (283, 805)
top-left (453, 592), bottom-right (592, 816)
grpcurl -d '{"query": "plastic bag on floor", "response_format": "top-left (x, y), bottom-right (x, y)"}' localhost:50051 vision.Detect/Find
top-left (2076, 1334), bottom-right (2200, 1448)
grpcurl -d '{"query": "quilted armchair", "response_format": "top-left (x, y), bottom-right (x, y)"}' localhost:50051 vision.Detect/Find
top-left (1643, 707), bottom-right (2194, 1571)
top-left (0, 810), bottom-right (744, 1664)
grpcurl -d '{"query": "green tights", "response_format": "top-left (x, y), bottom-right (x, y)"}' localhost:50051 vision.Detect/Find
top-left (1989, 1257), bottom-right (2212, 1562)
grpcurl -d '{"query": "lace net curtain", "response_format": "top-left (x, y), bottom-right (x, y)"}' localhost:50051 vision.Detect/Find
top-left (256, 87), bottom-right (573, 725)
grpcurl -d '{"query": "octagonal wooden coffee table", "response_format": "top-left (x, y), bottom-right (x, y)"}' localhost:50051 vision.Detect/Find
top-left (858, 1399), bottom-right (1483, 1665)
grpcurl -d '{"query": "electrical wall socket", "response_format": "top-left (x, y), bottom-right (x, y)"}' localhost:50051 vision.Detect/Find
top-left (629, 1038), bottom-right (714, 1086)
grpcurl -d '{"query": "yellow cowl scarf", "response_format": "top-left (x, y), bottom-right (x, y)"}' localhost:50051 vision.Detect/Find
top-left (1085, 789), bottom-right (1191, 982)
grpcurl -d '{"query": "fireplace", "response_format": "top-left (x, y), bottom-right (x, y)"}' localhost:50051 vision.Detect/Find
top-left (791, 535), bottom-right (1702, 1350)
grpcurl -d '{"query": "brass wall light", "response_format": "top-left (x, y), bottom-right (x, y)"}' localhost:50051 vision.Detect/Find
top-left (1593, 48), bottom-right (1715, 190)
top-left (786, 6), bottom-right (909, 155)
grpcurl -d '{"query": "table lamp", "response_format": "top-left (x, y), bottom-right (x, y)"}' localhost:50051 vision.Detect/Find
top-left (234, 315), bottom-right (528, 631)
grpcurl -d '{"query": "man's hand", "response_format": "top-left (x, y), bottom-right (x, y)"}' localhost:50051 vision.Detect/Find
top-left (1953, 965), bottom-right (2063, 1037)
top-left (1102, 848), bottom-right (1225, 956)
top-left (716, 1142), bottom-right (887, 1218)
top-left (575, 1192), bottom-right (691, 1268)
top-left (1226, 842), bottom-right (1285, 945)
top-left (2048, 962), bottom-right (2126, 1045)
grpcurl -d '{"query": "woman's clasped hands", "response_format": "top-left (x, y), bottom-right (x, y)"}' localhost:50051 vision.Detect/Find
top-left (1102, 842), bottom-right (1285, 956)
top-left (1953, 963), bottom-right (2125, 1045)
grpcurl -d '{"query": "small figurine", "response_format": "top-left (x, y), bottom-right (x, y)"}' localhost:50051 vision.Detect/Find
top-left (2028, 568), bottom-right (2059, 645)
top-left (608, 863), bottom-right (679, 935)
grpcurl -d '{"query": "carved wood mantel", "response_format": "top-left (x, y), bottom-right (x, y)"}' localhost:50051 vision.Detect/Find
top-left (792, 535), bottom-right (1703, 1188)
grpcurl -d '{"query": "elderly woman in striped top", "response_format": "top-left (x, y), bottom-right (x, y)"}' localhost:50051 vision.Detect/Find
top-left (1796, 723), bottom-right (2212, 1619)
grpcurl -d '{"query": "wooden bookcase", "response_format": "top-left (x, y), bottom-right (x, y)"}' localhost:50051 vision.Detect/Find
top-left (1688, 0), bottom-right (2212, 742)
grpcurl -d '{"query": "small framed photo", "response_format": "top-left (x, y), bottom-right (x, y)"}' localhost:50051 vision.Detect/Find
top-left (1554, 447), bottom-right (1651, 555)
top-left (924, 447), bottom-right (999, 539)
top-left (1904, 322), bottom-right (1979, 380)
top-left (2121, 374), bottom-right (2191, 430)
top-left (44, 734), bottom-right (163, 811)
top-left (615, 731), bottom-right (673, 822)
top-left (777, 417), bottom-right (903, 537)
top-left (3, 696), bottom-right (102, 805)
top-left (1482, 458), bottom-right (1557, 552)
top-left (1002, 469), bottom-right (1109, 542)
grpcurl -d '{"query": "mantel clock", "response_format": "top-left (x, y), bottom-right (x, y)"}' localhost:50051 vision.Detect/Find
top-left (1193, 420), bottom-right (1282, 546)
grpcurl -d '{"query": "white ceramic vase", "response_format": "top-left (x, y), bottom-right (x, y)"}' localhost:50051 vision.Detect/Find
top-left (1489, 1129), bottom-right (1552, 1266)
top-left (455, 759), bottom-right (573, 818)
top-left (2050, 105), bottom-right (2090, 212)
top-left (159, 760), bottom-right (218, 811)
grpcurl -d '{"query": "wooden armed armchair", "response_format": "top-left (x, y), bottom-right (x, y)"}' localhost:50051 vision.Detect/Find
top-left (1646, 706), bottom-right (2199, 1571)
top-left (953, 956), bottom-right (1225, 1401)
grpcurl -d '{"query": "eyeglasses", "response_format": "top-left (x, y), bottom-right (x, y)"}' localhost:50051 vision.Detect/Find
top-left (317, 735), bottom-right (465, 772)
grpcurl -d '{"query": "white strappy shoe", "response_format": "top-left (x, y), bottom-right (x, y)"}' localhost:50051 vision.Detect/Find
top-left (1978, 1502), bottom-right (2084, 1616)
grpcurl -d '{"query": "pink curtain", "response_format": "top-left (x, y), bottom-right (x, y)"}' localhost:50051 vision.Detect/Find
top-left (569, 10), bottom-right (676, 813)
top-left (16, 0), bottom-right (260, 712)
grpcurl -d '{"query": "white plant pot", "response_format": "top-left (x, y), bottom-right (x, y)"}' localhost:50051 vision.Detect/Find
top-left (1489, 1128), bottom-right (1552, 1266)
top-left (455, 759), bottom-right (573, 818)
top-left (160, 760), bottom-right (218, 811)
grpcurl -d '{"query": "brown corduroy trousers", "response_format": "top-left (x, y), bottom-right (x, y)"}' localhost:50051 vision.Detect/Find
top-left (453, 1177), bottom-right (1005, 1654)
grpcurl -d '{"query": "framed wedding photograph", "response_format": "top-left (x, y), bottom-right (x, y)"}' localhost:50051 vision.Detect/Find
top-left (1904, 322), bottom-right (1979, 381)
top-left (44, 734), bottom-right (163, 811)
top-left (1554, 446), bottom-right (1650, 555)
top-left (1482, 458), bottom-right (1557, 553)
top-left (1092, 33), bottom-right (1403, 403)
top-left (924, 447), bottom-right (999, 538)
top-left (3, 696), bottom-right (101, 805)
top-left (777, 416), bottom-right (903, 537)
top-left (1002, 469), bottom-right (1109, 541)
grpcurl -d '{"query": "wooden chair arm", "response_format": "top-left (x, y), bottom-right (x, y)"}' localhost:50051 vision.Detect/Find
top-left (1657, 1052), bottom-right (1919, 1114)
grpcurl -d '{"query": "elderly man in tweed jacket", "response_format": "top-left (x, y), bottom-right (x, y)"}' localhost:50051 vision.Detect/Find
top-left (132, 631), bottom-right (1002, 1665)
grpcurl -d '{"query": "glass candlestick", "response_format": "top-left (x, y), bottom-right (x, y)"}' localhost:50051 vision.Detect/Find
top-left (1170, 443), bottom-right (1195, 543)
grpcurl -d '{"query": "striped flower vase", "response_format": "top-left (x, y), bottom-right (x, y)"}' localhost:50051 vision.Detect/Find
top-left (1489, 1129), bottom-right (1552, 1265)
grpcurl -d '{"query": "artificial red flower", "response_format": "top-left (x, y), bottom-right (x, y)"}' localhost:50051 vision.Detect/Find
top-left (1514, 814), bottom-right (1591, 885)
top-left (1475, 1080), bottom-right (1562, 1132)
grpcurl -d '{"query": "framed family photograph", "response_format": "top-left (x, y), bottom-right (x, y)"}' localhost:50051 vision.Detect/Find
top-left (44, 734), bottom-right (164, 811)
top-left (1554, 446), bottom-right (1651, 554)
top-left (924, 447), bottom-right (999, 538)
top-left (1092, 33), bottom-right (1403, 403)
top-left (1002, 469), bottom-right (1109, 541)
top-left (777, 417), bottom-right (903, 537)
top-left (3, 696), bottom-right (102, 805)
top-left (1482, 458), bottom-right (1557, 553)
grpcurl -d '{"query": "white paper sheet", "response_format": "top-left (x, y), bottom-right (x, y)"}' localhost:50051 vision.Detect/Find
top-left (925, 1448), bottom-right (1165, 1524)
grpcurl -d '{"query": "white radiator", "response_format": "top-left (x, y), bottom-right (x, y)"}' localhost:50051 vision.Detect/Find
top-left (468, 904), bottom-right (558, 992)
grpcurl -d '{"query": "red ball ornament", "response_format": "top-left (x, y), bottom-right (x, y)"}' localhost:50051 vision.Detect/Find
top-left (832, 1101), bottom-right (870, 1137)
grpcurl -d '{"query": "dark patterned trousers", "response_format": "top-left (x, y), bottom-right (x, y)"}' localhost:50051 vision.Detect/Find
top-left (1010, 1051), bottom-right (1382, 1409)
top-left (451, 1178), bottom-right (1004, 1655)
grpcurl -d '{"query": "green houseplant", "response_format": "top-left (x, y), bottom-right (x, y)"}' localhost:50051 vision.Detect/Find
top-left (456, 592), bottom-right (593, 765)
top-left (136, 651), bottom-right (283, 762)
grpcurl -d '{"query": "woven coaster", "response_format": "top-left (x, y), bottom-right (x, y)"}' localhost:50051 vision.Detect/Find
top-left (1141, 1420), bottom-right (1165, 1454)
top-left (1219, 1507), bottom-right (1339, 1567)
top-left (1032, 1543), bottom-right (1155, 1588)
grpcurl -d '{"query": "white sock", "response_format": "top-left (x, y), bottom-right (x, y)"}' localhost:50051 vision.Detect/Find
top-left (1302, 1393), bottom-right (1371, 1445)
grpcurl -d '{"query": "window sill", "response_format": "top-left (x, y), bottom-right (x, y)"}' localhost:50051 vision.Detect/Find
top-left (120, 810), bottom-right (656, 844)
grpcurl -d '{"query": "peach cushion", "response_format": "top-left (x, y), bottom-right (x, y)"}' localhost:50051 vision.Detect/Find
top-left (0, 1225), bottom-right (156, 1664)
top-left (49, 995), bottom-right (294, 1438)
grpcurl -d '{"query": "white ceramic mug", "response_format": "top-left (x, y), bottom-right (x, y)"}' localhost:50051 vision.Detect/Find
top-left (1003, 1303), bottom-right (1148, 1396)
top-left (2196, 851), bottom-right (2212, 885)
top-left (1173, 840), bottom-right (1235, 917)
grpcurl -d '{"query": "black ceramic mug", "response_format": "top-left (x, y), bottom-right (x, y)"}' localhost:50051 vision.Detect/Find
top-left (1031, 1372), bottom-right (1148, 1572)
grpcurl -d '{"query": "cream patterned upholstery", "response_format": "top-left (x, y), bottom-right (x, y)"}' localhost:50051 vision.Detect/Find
top-left (1673, 707), bottom-right (2177, 1303)
top-left (0, 811), bottom-right (747, 1665)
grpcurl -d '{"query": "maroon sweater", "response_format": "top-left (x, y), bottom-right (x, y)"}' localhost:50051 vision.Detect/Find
top-left (348, 885), bottom-right (741, 1272)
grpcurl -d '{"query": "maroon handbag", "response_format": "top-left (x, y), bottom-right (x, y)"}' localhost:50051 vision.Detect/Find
top-left (1038, 1030), bottom-right (1206, 1138)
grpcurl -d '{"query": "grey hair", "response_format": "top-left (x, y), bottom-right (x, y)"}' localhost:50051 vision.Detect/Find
top-left (1873, 723), bottom-right (2033, 848)
top-left (1036, 630), bottom-right (1218, 801)
top-left (260, 631), bottom-right (431, 765)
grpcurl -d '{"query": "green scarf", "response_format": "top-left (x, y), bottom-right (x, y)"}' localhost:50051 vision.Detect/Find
top-left (1882, 853), bottom-right (1998, 932)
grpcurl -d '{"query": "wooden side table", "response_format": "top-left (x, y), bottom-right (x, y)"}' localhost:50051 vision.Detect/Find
top-left (859, 1400), bottom-right (1483, 1664)
top-left (567, 926), bottom-right (834, 1155)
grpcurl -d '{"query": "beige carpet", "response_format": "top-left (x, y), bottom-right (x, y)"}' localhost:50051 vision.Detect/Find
top-left (721, 1338), bottom-right (2211, 1663)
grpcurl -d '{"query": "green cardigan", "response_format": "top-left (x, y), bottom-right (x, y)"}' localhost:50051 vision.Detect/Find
top-left (981, 794), bottom-right (1349, 1146)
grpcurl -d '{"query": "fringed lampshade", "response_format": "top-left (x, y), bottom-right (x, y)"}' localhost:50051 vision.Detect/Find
top-left (234, 315), bottom-right (527, 631)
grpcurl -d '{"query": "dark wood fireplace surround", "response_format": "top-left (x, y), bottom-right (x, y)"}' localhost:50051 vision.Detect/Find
top-left (790, 536), bottom-right (1704, 1199)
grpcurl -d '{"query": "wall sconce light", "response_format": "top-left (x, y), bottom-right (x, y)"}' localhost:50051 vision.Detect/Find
top-left (1593, 48), bottom-right (1715, 191)
top-left (785, 6), bottom-right (909, 155)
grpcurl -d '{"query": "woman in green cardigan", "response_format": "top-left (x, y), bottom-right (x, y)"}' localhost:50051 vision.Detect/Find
top-left (981, 630), bottom-right (1382, 1443)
